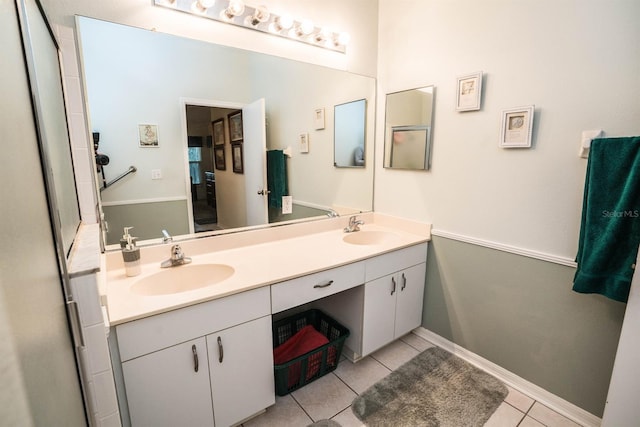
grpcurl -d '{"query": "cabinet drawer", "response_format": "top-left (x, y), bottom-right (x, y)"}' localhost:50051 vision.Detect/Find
top-left (116, 286), bottom-right (270, 361)
top-left (271, 262), bottom-right (365, 313)
top-left (364, 243), bottom-right (427, 282)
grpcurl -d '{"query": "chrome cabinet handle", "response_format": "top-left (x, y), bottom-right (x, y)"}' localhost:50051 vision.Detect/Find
top-left (391, 277), bottom-right (396, 295)
top-left (217, 336), bottom-right (224, 363)
top-left (192, 344), bottom-right (199, 372)
top-left (313, 280), bottom-right (334, 289)
top-left (401, 273), bottom-right (407, 291)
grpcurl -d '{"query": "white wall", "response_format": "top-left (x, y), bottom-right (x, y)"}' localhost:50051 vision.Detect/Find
top-left (375, 0), bottom-right (640, 259)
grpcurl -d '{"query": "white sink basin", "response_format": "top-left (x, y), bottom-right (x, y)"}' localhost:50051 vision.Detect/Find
top-left (130, 264), bottom-right (235, 296)
top-left (342, 230), bottom-right (399, 246)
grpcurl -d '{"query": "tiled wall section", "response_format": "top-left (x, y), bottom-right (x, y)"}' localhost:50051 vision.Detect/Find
top-left (58, 23), bottom-right (119, 427)
top-left (71, 273), bottom-right (121, 427)
top-left (57, 24), bottom-right (98, 224)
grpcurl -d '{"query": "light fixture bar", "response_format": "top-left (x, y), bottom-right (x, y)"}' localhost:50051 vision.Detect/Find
top-left (154, 0), bottom-right (348, 54)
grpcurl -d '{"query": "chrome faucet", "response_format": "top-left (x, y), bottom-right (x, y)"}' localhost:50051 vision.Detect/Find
top-left (161, 244), bottom-right (192, 268)
top-left (161, 229), bottom-right (173, 244)
top-left (344, 215), bottom-right (364, 233)
top-left (326, 209), bottom-right (339, 218)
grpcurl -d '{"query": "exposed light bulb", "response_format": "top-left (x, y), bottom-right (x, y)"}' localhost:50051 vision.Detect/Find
top-left (314, 27), bottom-right (330, 44)
top-left (299, 19), bottom-right (314, 36)
top-left (191, 0), bottom-right (214, 13)
top-left (220, 0), bottom-right (245, 20)
top-left (336, 31), bottom-right (351, 46)
top-left (269, 14), bottom-right (293, 33)
top-left (244, 5), bottom-right (270, 27)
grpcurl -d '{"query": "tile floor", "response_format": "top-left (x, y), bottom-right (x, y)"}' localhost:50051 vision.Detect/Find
top-left (243, 333), bottom-right (583, 427)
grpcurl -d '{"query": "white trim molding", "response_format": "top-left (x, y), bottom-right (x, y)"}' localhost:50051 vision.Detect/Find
top-left (413, 327), bottom-right (601, 427)
top-left (431, 229), bottom-right (577, 268)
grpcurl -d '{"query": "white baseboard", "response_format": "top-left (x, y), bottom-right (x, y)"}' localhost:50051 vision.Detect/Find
top-left (413, 327), bottom-right (601, 427)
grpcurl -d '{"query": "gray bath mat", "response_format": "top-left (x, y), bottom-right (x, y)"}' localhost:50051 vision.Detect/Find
top-left (352, 346), bottom-right (508, 426)
top-left (307, 420), bottom-right (341, 427)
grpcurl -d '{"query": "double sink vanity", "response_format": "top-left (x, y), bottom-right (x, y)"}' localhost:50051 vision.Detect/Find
top-left (102, 213), bottom-right (431, 426)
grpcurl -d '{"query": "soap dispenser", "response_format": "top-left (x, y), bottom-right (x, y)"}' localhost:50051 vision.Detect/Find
top-left (120, 226), bottom-right (138, 249)
top-left (121, 227), bottom-right (141, 277)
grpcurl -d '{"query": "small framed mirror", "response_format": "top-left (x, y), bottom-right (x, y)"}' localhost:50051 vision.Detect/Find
top-left (334, 99), bottom-right (366, 168)
top-left (384, 86), bottom-right (434, 170)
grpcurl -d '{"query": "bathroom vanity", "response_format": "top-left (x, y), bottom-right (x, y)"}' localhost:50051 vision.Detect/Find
top-left (103, 213), bottom-right (430, 426)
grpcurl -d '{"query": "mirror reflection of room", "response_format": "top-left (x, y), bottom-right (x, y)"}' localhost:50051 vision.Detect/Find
top-left (384, 86), bottom-right (434, 170)
top-left (77, 16), bottom-right (375, 246)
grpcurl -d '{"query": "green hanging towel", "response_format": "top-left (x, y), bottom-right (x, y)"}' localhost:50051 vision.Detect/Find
top-left (267, 150), bottom-right (288, 208)
top-left (573, 137), bottom-right (640, 302)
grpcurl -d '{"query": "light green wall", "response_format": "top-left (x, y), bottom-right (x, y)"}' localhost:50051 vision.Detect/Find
top-left (424, 236), bottom-right (626, 416)
top-left (103, 200), bottom-right (190, 245)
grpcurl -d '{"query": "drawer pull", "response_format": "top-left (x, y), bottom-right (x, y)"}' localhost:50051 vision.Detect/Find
top-left (401, 273), bottom-right (407, 291)
top-left (192, 344), bottom-right (199, 372)
top-left (313, 280), bottom-right (334, 289)
top-left (217, 336), bottom-right (224, 363)
top-left (391, 277), bottom-right (396, 295)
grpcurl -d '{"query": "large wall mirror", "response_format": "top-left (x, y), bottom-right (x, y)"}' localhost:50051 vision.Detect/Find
top-left (77, 17), bottom-right (375, 247)
top-left (384, 86), bottom-right (434, 170)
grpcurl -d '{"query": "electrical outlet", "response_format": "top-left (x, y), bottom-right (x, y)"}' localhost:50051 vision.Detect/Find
top-left (151, 169), bottom-right (162, 180)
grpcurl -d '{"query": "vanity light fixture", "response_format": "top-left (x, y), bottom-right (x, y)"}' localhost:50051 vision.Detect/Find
top-left (153, 0), bottom-right (348, 53)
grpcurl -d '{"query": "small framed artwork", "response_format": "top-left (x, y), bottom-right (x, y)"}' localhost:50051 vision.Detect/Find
top-left (456, 71), bottom-right (483, 112)
top-left (500, 105), bottom-right (535, 148)
top-left (228, 110), bottom-right (243, 142)
top-left (214, 147), bottom-right (226, 170)
top-left (212, 118), bottom-right (225, 146)
top-left (138, 124), bottom-right (159, 147)
top-left (314, 108), bottom-right (325, 130)
top-left (232, 143), bottom-right (244, 174)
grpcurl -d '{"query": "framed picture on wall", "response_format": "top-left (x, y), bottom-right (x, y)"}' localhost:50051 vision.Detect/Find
top-left (138, 124), bottom-right (159, 147)
top-left (214, 147), bottom-right (226, 170)
top-left (500, 105), bottom-right (535, 148)
top-left (228, 110), bottom-right (243, 142)
top-left (212, 118), bottom-right (225, 146)
top-left (232, 143), bottom-right (244, 174)
top-left (455, 71), bottom-right (483, 112)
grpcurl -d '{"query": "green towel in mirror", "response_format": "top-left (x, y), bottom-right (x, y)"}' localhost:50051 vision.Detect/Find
top-left (573, 137), bottom-right (640, 303)
top-left (267, 150), bottom-right (288, 208)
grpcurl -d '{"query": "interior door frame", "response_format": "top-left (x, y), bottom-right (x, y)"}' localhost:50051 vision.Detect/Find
top-left (179, 97), bottom-right (245, 234)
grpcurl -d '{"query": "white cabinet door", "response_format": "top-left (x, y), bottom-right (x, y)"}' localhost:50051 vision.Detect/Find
top-left (362, 263), bottom-right (427, 356)
top-left (362, 274), bottom-right (396, 355)
top-left (394, 263), bottom-right (426, 338)
top-left (122, 337), bottom-right (214, 427)
top-left (208, 316), bottom-right (275, 427)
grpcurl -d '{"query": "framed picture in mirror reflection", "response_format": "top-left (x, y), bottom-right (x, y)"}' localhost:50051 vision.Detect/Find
top-left (232, 143), bottom-right (244, 174)
top-left (212, 118), bottom-right (225, 146)
top-left (214, 147), bottom-right (226, 170)
top-left (228, 110), bottom-right (243, 142)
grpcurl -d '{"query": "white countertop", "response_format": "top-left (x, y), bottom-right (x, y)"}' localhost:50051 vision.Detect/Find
top-left (104, 213), bottom-right (431, 325)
